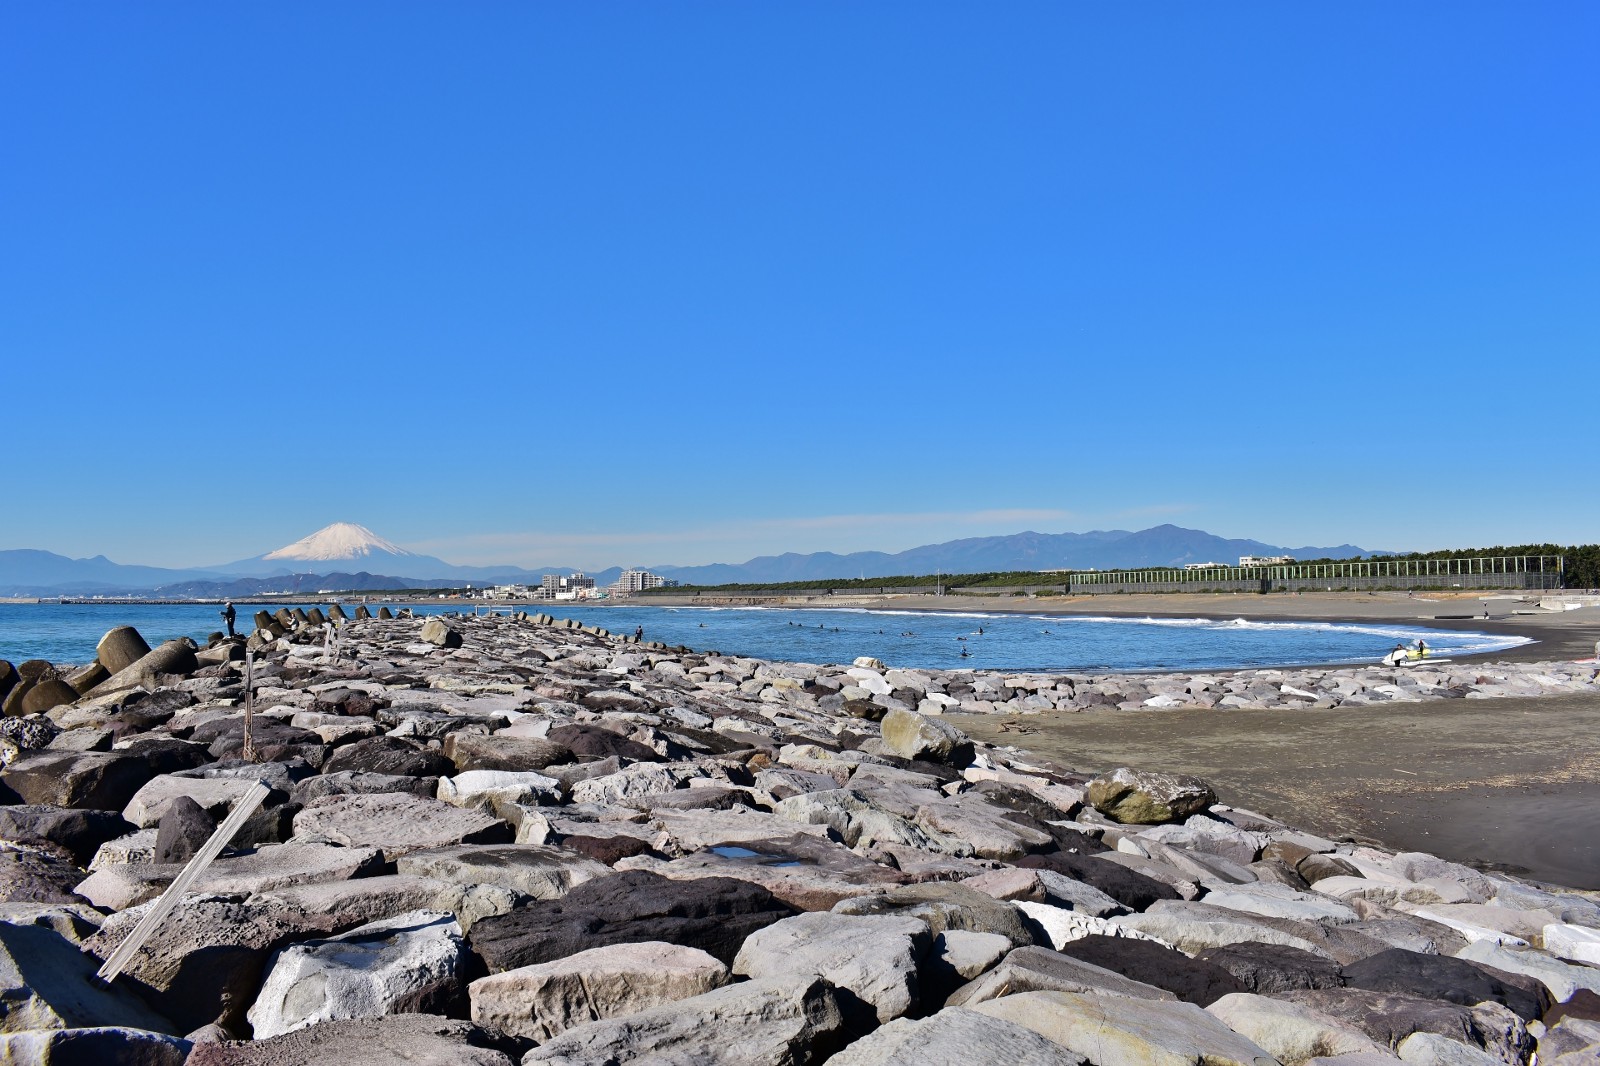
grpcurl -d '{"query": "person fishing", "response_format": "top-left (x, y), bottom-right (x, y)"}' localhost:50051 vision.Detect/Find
top-left (221, 602), bottom-right (236, 637)
top-left (634, 625), bottom-right (644, 642)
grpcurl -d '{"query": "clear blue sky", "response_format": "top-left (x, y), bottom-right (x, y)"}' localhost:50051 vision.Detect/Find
top-left (4, 4), bottom-right (1595, 570)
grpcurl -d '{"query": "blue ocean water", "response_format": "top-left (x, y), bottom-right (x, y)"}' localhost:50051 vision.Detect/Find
top-left (0, 601), bottom-right (1531, 673)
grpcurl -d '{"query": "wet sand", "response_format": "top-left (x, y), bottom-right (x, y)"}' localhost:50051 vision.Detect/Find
top-left (952, 691), bottom-right (1600, 890)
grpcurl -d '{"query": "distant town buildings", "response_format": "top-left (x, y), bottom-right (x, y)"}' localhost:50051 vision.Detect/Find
top-left (1183, 562), bottom-right (1228, 571)
top-left (533, 572), bottom-right (597, 601)
top-left (608, 568), bottom-right (673, 597)
top-left (1238, 555), bottom-right (1295, 568)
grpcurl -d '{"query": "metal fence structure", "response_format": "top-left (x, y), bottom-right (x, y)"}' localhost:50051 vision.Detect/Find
top-left (1064, 555), bottom-right (1565, 594)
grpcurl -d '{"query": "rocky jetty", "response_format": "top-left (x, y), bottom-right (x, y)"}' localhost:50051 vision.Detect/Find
top-left (0, 611), bottom-right (1596, 1065)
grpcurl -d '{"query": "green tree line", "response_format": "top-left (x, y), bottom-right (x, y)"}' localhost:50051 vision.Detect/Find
top-left (639, 544), bottom-right (1600, 594)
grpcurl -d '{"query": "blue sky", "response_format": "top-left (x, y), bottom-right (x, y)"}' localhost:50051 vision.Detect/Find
top-left (3, 4), bottom-right (1596, 570)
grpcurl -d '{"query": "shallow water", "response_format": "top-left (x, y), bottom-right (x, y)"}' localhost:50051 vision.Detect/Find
top-left (0, 600), bottom-right (1530, 673)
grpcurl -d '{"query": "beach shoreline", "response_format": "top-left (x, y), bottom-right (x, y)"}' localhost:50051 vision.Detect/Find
top-left (634, 590), bottom-right (1600, 665)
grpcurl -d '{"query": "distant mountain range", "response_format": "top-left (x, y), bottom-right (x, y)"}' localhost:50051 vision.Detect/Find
top-left (0, 521), bottom-right (1383, 597)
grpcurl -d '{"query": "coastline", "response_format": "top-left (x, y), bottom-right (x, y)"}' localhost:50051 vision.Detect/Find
top-left (635, 590), bottom-right (1600, 665)
top-left (3, 610), bottom-right (1597, 1062)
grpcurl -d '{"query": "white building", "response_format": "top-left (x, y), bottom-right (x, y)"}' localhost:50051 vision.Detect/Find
top-left (613, 568), bottom-right (667, 594)
top-left (536, 573), bottom-right (596, 601)
top-left (1238, 555), bottom-right (1295, 568)
top-left (1183, 562), bottom-right (1228, 571)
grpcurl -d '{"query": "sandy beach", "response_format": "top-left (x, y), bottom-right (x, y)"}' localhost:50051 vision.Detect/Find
top-left (954, 690), bottom-right (1600, 889)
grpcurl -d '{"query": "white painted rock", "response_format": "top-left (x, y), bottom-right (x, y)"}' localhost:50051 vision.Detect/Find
top-left (1543, 922), bottom-right (1600, 965)
top-left (247, 910), bottom-right (468, 1039)
top-left (1016, 901), bottom-right (1166, 951)
top-left (435, 770), bottom-right (560, 810)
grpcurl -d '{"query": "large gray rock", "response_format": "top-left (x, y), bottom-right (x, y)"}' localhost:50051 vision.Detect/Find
top-left (469, 941), bottom-right (731, 1040)
top-left (773, 788), bottom-right (965, 855)
top-left (825, 1006), bottom-right (1088, 1065)
top-left (0, 844), bottom-right (85, 904)
top-left (961, 866), bottom-right (1126, 918)
top-left (522, 974), bottom-right (845, 1066)
top-left (946, 945), bottom-right (1178, 1008)
top-left (1457, 938), bottom-right (1600, 1002)
top-left (1086, 767), bottom-right (1217, 825)
top-left (616, 831), bottom-right (905, 911)
top-left (184, 1014), bottom-right (518, 1066)
top-left (914, 796), bottom-right (1054, 861)
top-left (73, 842), bottom-right (386, 910)
top-left (1207, 992), bottom-right (1389, 1062)
top-left (0, 921), bottom-right (177, 1034)
top-left (1109, 901), bottom-right (1336, 959)
top-left (151, 795), bottom-right (216, 864)
top-left (246, 910), bottom-right (470, 1038)
top-left (396, 843), bottom-right (610, 900)
top-left (734, 911), bottom-right (933, 1025)
top-left (973, 990), bottom-right (1278, 1066)
top-left (1, 751), bottom-right (155, 811)
top-left (420, 618), bottom-right (463, 649)
top-left (832, 881), bottom-right (1038, 947)
top-left (444, 732), bottom-right (574, 773)
top-left (82, 897), bottom-right (322, 1033)
top-left (879, 707), bottom-right (974, 765)
top-left (249, 874), bottom-right (521, 936)
top-left (1276, 988), bottom-right (1531, 1064)
top-left (467, 870), bottom-right (797, 973)
top-left (122, 774), bottom-right (267, 828)
top-left (292, 792), bottom-right (511, 861)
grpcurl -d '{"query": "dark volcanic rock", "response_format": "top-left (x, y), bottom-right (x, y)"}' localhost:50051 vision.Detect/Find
top-left (113, 737), bottom-right (212, 776)
top-left (468, 869), bottom-right (797, 972)
top-left (153, 796), bottom-right (217, 864)
top-left (0, 846), bottom-right (87, 903)
top-left (1198, 941), bottom-right (1346, 994)
top-left (1278, 987), bottom-right (1516, 1053)
top-left (1, 750), bottom-right (157, 811)
top-left (443, 733), bottom-right (575, 773)
top-left (1056, 933), bottom-right (1246, 1006)
top-left (1341, 947), bottom-right (1551, 1021)
top-left (323, 736), bottom-right (454, 778)
top-left (546, 723), bottom-right (664, 764)
top-left (0, 804), bottom-right (133, 865)
top-left (1016, 851), bottom-right (1178, 910)
top-left (558, 833), bottom-right (659, 865)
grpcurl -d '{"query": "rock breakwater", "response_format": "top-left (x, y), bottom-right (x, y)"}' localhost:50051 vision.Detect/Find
top-left (0, 611), bottom-right (1594, 1064)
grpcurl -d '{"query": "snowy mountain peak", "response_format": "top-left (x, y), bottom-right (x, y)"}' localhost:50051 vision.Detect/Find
top-left (262, 522), bottom-right (415, 562)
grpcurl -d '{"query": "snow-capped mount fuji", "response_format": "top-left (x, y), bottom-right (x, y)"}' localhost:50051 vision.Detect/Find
top-left (263, 523), bottom-right (416, 564)
top-left (211, 522), bottom-right (461, 578)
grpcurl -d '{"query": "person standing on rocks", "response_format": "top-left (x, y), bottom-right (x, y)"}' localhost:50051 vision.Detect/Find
top-left (221, 602), bottom-right (237, 638)
top-left (634, 625), bottom-right (644, 642)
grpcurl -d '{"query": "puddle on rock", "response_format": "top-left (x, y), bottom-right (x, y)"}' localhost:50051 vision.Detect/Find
top-left (706, 845), bottom-right (806, 868)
